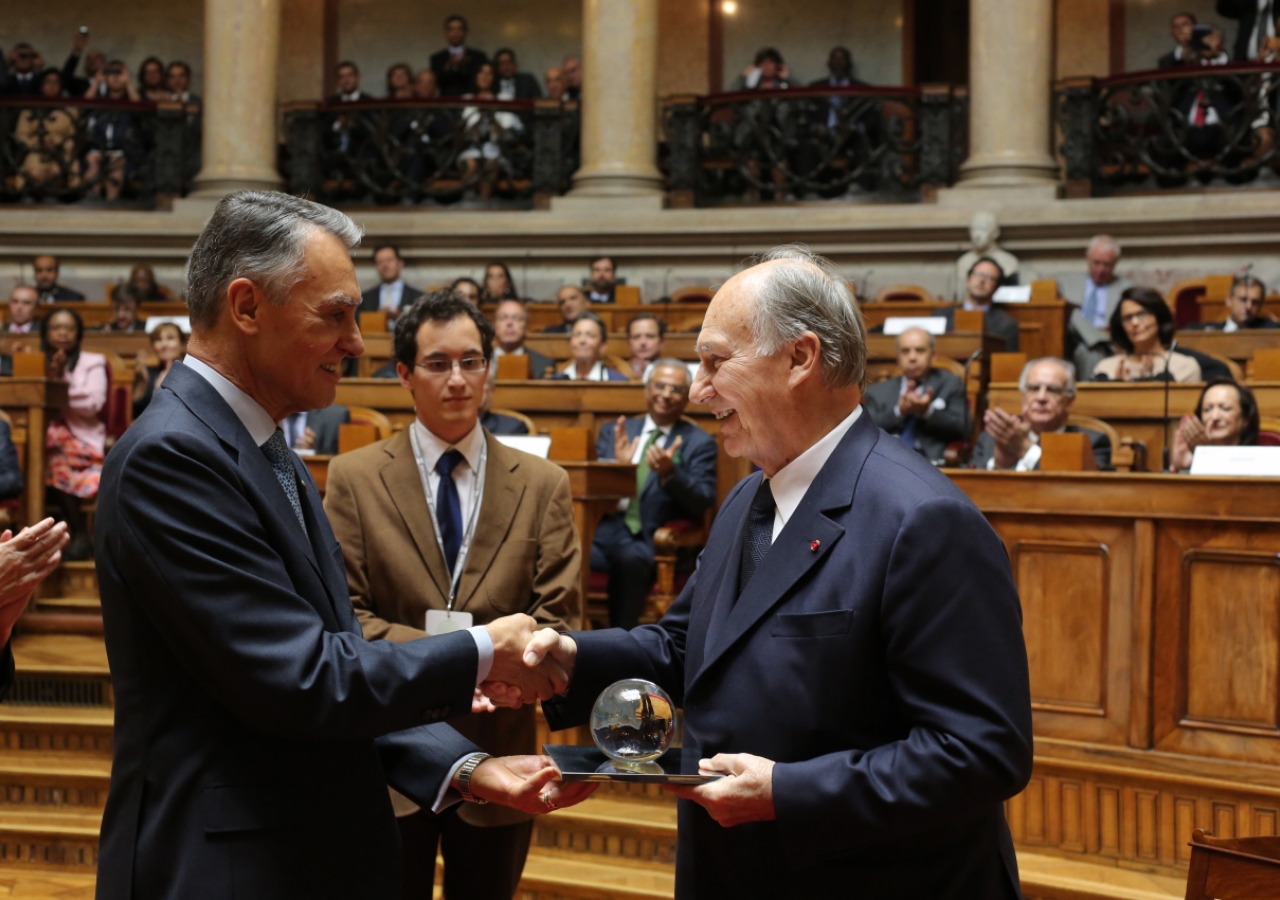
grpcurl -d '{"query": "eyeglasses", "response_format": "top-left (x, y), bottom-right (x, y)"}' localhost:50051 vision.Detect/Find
top-left (1119, 310), bottom-right (1155, 325)
top-left (650, 381), bottom-right (688, 397)
top-left (414, 356), bottom-right (488, 376)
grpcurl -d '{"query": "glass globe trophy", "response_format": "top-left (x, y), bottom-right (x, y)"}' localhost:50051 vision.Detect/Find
top-left (589, 679), bottom-right (676, 774)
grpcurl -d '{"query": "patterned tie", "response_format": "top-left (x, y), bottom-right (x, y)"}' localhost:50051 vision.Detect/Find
top-left (624, 429), bottom-right (662, 536)
top-left (435, 449), bottom-right (465, 575)
top-left (738, 478), bottom-right (775, 596)
top-left (261, 428), bottom-right (307, 535)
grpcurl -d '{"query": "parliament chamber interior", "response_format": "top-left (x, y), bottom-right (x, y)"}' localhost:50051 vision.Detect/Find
top-left (4, 0), bottom-right (1280, 897)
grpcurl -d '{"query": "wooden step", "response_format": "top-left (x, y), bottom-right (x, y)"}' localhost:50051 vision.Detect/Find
top-left (34, 599), bottom-right (101, 616)
top-left (0, 865), bottom-right (96, 896)
top-left (0, 753), bottom-right (111, 811)
top-left (0, 808), bottom-right (101, 872)
top-left (1019, 851), bottom-right (1186, 900)
top-left (0, 707), bottom-right (112, 757)
top-left (533, 796), bottom-right (677, 868)
top-left (6, 636), bottom-right (111, 709)
top-left (518, 853), bottom-right (674, 900)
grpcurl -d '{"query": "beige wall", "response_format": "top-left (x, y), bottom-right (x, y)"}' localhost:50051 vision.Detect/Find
top-left (279, 0), bottom-right (326, 103)
top-left (1125, 0), bottom-right (1224, 72)
top-left (1057, 0), bottom-right (1111, 79)
top-left (659, 0), bottom-right (711, 98)
top-left (721, 0), bottom-right (905, 88)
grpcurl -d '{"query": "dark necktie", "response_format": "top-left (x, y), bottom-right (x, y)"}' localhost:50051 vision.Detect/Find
top-left (436, 449), bottom-right (465, 575)
top-left (738, 478), bottom-right (775, 596)
top-left (262, 428), bottom-right (307, 535)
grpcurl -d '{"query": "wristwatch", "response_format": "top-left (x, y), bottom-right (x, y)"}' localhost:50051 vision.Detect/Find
top-left (456, 753), bottom-right (492, 804)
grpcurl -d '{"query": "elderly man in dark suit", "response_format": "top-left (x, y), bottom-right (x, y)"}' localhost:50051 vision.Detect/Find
top-left (506, 244), bottom-right (1033, 899)
top-left (492, 298), bottom-right (555, 378)
top-left (971, 357), bottom-right (1111, 471)
top-left (592, 359), bottom-right (717, 629)
top-left (1186, 274), bottom-right (1280, 332)
top-left (430, 15), bottom-right (488, 97)
top-left (91, 191), bottom-right (590, 900)
top-left (863, 325), bottom-right (969, 464)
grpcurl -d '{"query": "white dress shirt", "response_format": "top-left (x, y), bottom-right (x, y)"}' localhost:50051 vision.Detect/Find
top-left (1223, 318), bottom-right (1241, 333)
top-left (985, 431), bottom-right (1043, 472)
top-left (7, 321), bottom-right (33, 334)
top-left (378, 279), bottom-right (406, 313)
top-left (560, 361), bottom-right (609, 381)
top-left (409, 418), bottom-right (486, 563)
top-left (766, 405), bottom-right (863, 541)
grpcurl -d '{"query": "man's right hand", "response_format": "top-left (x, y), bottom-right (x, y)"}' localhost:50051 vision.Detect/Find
top-left (482, 628), bottom-right (578, 709)
top-left (612, 415), bottom-right (639, 463)
top-left (484, 615), bottom-right (570, 705)
top-left (984, 407), bottom-right (1033, 469)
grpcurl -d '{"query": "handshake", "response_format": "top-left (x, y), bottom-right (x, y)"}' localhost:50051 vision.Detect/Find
top-left (477, 613), bottom-right (578, 710)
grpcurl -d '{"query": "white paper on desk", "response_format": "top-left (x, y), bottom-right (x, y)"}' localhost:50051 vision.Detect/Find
top-left (993, 286), bottom-right (1032, 304)
top-left (496, 435), bottom-right (551, 458)
top-left (145, 315), bottom-right (191, 333)
top-left (1190, 445), bottom-right (1280, 476)
top-left (883, 316), bottom-right (948, 336)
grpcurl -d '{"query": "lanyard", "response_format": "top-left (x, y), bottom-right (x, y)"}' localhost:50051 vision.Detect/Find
top-left (410, 425), bottom-right (487, 611)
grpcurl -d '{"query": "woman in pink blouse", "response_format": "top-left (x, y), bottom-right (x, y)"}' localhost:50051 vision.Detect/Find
top-left (41, 309), bottom-right (106, 560)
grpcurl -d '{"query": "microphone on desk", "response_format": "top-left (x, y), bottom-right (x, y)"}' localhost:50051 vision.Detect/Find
top-left (961, 348), bottom-right (984, 466)
top-left (1162, 338), bottom-right (1178, 472)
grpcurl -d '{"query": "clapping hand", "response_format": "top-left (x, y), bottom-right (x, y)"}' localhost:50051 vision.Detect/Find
top-left (1170, 413), bottom-right (1205, 471)
top-left (461, 754), bottom-right (596, 813)
top-left (664, 753), bottom-right (776, 827)
top-left (983, 407), bottom-right (1034, 469)
top-left (897, 382), bottom-right (934, 417)
top-left (482, 615), bottom-right (571, 706)
top-left (482, 627), bottom-right (578, 709)
top-left (612, 415), bottom-right (639, 463)
top-left (0, 519), bottom-right (70, 646)
top-left (645, 435), bottom-right (682, 479)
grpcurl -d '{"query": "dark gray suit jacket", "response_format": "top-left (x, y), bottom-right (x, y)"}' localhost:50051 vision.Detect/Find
top-left (969, 425), bottom-right (1112, 471)
top-left (359, 283), bottom-right (424, 316)
top-left (863, 369), bottom-right (969, 464)
top-left (306, 405), bottom-right (352, 456)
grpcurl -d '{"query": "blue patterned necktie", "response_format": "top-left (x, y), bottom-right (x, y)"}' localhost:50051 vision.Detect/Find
top-left (738, 478), bottom-right (775, 597)
top-left (436, 449), bottom-right (465, 575)
top-left (261, 428), bottom-right (307, 535)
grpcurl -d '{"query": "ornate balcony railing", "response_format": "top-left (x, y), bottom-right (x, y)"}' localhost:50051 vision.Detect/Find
top-left (282, 98), bottom-right (579, 208)
top-left (0, 96), bottom-right (200, 207)
top-left (663, 84), bottom-right (967, 206)
top-left (1057, 63), bottom-right (1280, 197)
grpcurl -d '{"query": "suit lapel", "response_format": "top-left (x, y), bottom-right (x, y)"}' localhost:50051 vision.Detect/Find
top-left (455, 436), bottom-right (524, 612)
top-left (379, 430), bottom-right (452, 599)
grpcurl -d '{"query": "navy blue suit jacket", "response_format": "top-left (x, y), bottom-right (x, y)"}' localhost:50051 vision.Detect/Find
top-left (94, 362), bottom-right (483, 900)
top-left (546, 410), bottom-right (1033, 899)
top-left (595, 417), bottom-right (717, 539)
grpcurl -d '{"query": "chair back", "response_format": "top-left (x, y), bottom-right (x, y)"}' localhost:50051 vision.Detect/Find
top-left (874, 284), bottom-right (934, 303)
top-left (489, 408), bottom-right (537, 435)
top-left (100, 354), bottom-right (132, 440)
top-left (346, 406), bottom-right (393, 440)
top-left (1200, 351), bottom-right (1244, 382)
top-left (1184, 828), bottom-right (1280, 899)
top-left (1067, 414), bottom-right (1120, 458)
top-left (1167, 275), bottom-right (1233, 329)
top-left (670, 286), bottom-right (714, 303)
top-left (1259, 416), bottom-right (1280, 446)
top-left (604, 354), bottom-right (636, 380)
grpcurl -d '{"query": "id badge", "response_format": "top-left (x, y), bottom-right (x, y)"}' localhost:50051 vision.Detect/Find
top-left (426, 609), bottom-right (473, 635)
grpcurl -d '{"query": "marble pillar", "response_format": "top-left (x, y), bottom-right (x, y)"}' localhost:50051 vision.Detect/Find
top-left (569, 0), bottom-right (664, 197)
top-left (957, 0), bottom-right (1058, 188)
top-left (192, 0), bottom-right (283, 197)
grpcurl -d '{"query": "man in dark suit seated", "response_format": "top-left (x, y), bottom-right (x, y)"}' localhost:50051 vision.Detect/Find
top-left (494, 48), bottom-right (542, 99)
top-left (282, 404), bottom-right (351, 455)
top-left (359, 244), bottom-right (423, 326)
top-left (430, 15), bottom-right (488, 97)
top-left (492, 299), bottom-right (555, 379)
top-left (32, 255), bottom-right (84, 302)
top-left (586, 256), bottom-right (617, 304)
top-left (512, 245), bottom-right (1033, 899)
top-left (864, 326), bottom-right (968, 464)
top-left (101, 291), bottom-right (145, 333)
top-left (971, 357), bottom-right (1111, 471)
top-left (941, 257), bottom-right (1019, 351)
top-left (541, 285), bottom-right (589, 334)
top-left (1185, 274), bottom-right (1280, 332)
top-left (592, 359), bottom-right (717, 628)
top-left (480, 365), bottom-right (529, 435)
top-left (7, 284), bottom-right (40, 334)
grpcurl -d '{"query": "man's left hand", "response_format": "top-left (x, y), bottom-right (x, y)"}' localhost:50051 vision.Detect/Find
top-left (664, 753), bottom-right (776, 827)
top-left (644, 434), bottom-right (682, 478)
top-left (464, 755), bottom-right (598, 814)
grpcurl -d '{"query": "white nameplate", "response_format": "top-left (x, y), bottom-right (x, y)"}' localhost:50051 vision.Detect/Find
top-left (426, 609), bottom-right (474, 635)
top-left (145, 315), bottom-right (191, 333)
top-left (993, 286), bottom-right (1032, 304)
top-left (882, 316), bottom-right (948, 336)
top-left (495, 435), bottom-right (552, 458)
top-left (1190, 445), bottom-right (1280, 476)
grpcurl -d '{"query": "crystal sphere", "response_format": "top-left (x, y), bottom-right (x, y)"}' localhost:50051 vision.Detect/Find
top-left (590, 679), bottom-right (677, 765)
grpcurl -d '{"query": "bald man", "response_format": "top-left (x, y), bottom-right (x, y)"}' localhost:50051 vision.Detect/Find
top-left (863, 326), bottom-right (969, 464)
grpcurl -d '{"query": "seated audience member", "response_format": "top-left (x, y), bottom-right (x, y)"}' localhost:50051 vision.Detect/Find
top-left (941, 257), bottom-right (1020, 351)
top-left (626, 312), bottom-right (665, 381)
top-left (385, 63), bottom-right (413, 99)
top-left (101, 291), bottom-right (144, 332)
top-left (1093, 287), bottom-right (1202, 382)
top-left (971, 357), bottom-right (1111, 471)
top-left (812, 45), bottom-right (863, 88)
top-left (561, 55), bottom-right (582, 101)
top-left (281, 404), bottom-right (351, 456)
top-left (1159, 12), bottom-right (1197, 67)
top-left (1187, 274), bottom-right (1278, 331)
top-left (4, 43), bottom-right (41, 95)
top-left (586, 256), bottom-right (617, 303)
top-left (492, 299), bottom-right (554, 378)
top-left (1170, 378), bottom-right (1260, 470)
top-left (330, 60), bottom-right (365, 103)
top-left (138, 57), bottom-right (168, 102)
top-left (734, 47), bottom-right (790, 90)
top-left (592, 359), bottom-right (716, 628)
top-left (7, 285), bottom-right (40, 334)
top-left (553, 312), bottom-right (627, 381)
top-left (1060, 235), bottom-right (1131, 377)
top-left (452, 277), bottom-right (481, 306)
top-left (132, 321), bottom-right (186, 419)
top-left (32, 255), bottom-right (84, 302)
top-left (482, 261), bottom-right (518, 302)
top-left (15, 70), bottom-right (79, 191)
top-left (494, 49), bottom-right (542, 99)
top-left (864, 326), bottom-right (968, 464)
top-left (41, 309), bottom-right (106, 560)
top-left (114, 263), bottom-right (168, 302)
top-left (413, 68), bottom-right (439, 99)
top-left (430, 15), bottom-right (488, 97)
top-left (166, 61), bottom-right (199, 103)
top-left (359, 244), bottom-right (422, 324)
top-left (479, 364), bottom-right (530, 435)
top-left (323, 293), bottom-right (580, 900)
top-left (543, 285), bottom-right (588, 333)
top-left (544, 67), bottom-right (566, 102)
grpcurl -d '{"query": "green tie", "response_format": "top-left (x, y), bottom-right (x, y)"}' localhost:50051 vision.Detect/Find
top-left (624, 429), bottom-right (662, 535)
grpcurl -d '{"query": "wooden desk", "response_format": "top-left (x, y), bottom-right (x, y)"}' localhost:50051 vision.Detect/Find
top-left (859, 300), bottom-right (1068, 362)
top-left (479, 302), bottom-right (709, 335)
top-left (988, 381), bottom-right (1280, 463)
top-left (0, 379), bottom-right (68, 524)
top-left (1175, 329), bottom-right (1280, 367)
top-left (1198, 294), bottom-right (1280, 323)
top-left (0, 301), bottom-right (188, 331)
top-left (951, 471), bottom-right (1280, 878)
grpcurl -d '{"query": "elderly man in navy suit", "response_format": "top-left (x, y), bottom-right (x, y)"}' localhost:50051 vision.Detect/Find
top-left (501, 245), bottom-right (1033, 899)
top-left (592, 359), bottom-right (717, 628)
top-left (92, 192), bottom-right (590, 900)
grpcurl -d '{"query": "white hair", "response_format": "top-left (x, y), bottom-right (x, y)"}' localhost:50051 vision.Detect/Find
top-left (1086, 234), bottom-right (1121, 259)
top-left (1019, 357), bottom-right (1077, 397)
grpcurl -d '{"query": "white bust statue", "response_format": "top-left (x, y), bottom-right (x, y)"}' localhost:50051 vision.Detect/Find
top-left (956, 211), bottom-right (1020, 291)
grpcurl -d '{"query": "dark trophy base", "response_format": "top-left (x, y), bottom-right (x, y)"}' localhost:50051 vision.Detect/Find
top-left (543, 745), bottom-right (722, 784)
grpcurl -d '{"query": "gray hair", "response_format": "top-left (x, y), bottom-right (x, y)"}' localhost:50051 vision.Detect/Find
top-left (744, 244), bottom-right (866, 389)
top-left (185, 191), bottom-right (363, 332)
top-left (1086, 234), bottom-right (1120, 259)
top-left (896, 326), bottom-right (936, 352)
top-left (645, 357), bottom-right (691, 385)
top-left (1019, 357), bottom-right (1077, 397)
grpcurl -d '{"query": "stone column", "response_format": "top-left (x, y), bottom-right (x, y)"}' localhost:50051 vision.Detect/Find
top-left (957, 0), bottom-right (1058, 188)
top-left (192, 0), bottom-right (283, 197)
top-left (569, 0), bottom-right (664, 197)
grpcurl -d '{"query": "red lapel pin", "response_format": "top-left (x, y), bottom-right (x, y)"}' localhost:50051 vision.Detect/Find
top-left (810, 540), bottom-right (821, 552)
